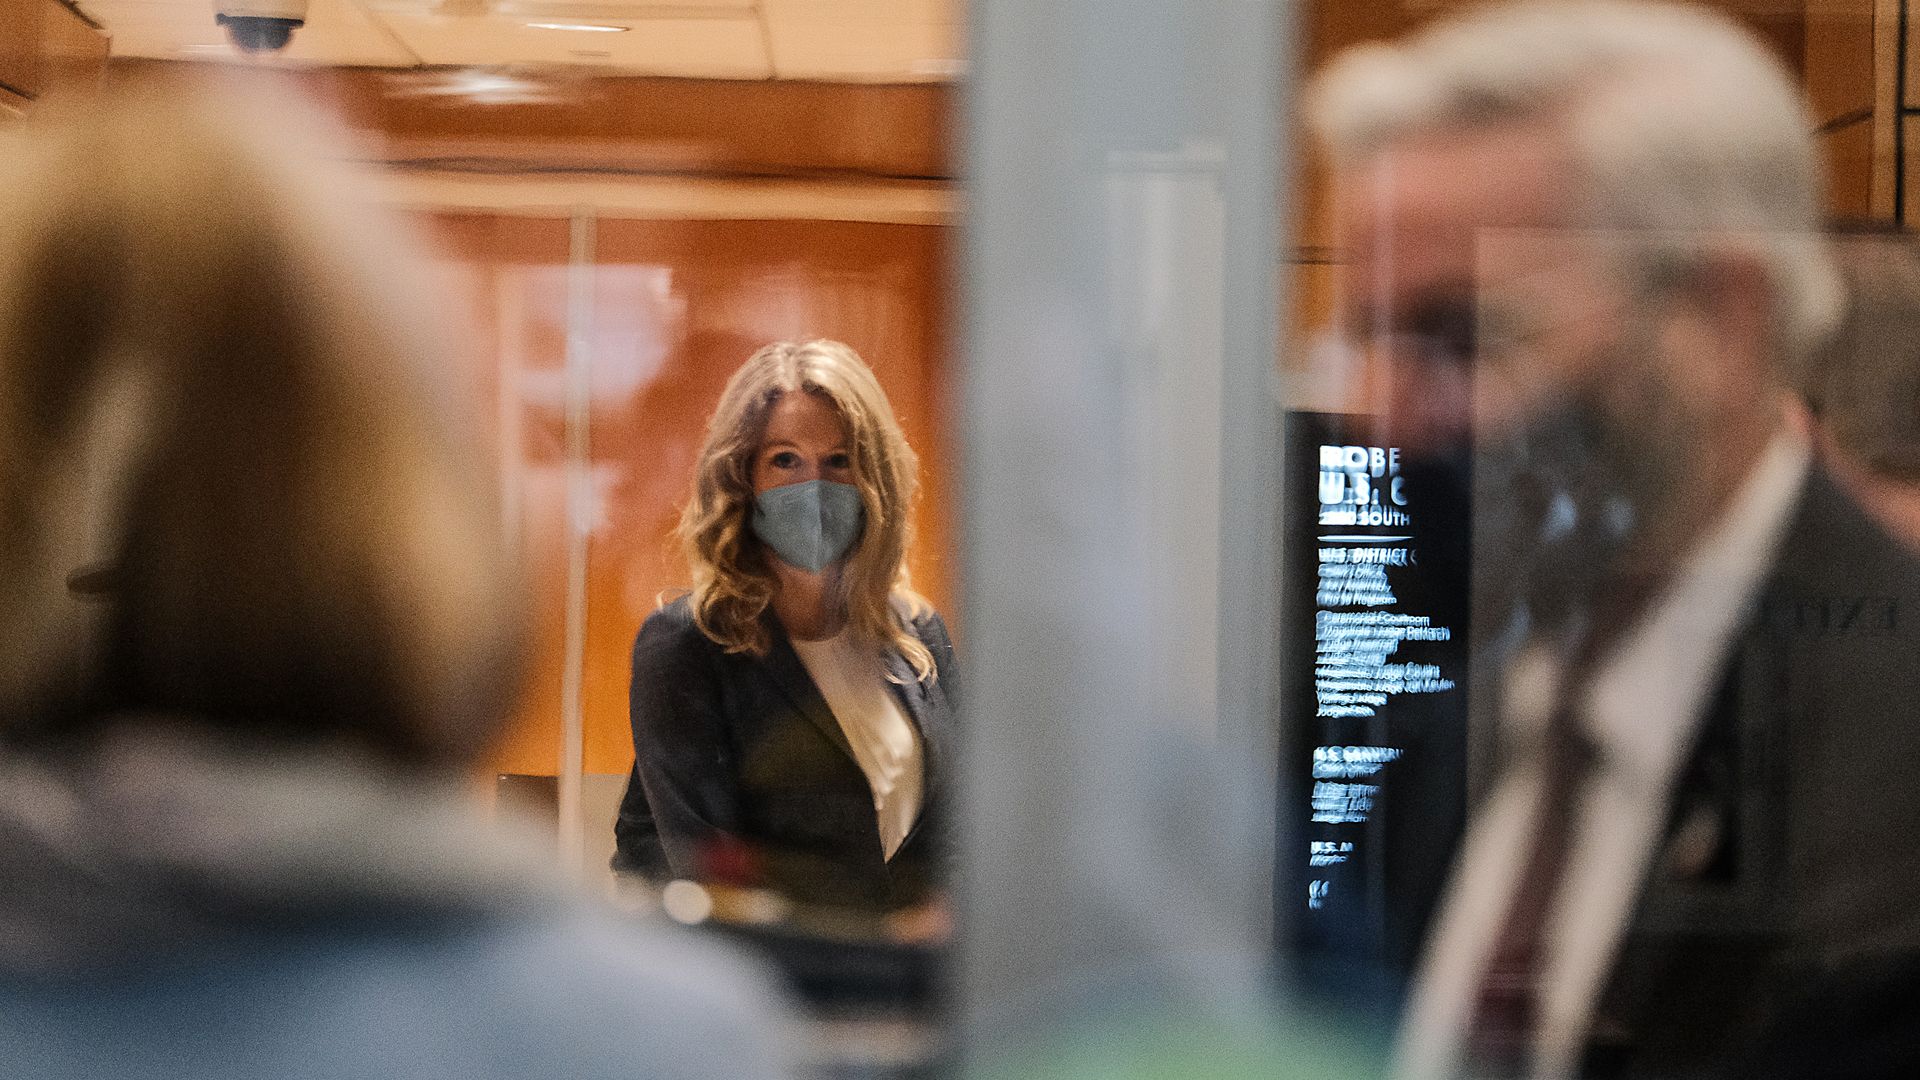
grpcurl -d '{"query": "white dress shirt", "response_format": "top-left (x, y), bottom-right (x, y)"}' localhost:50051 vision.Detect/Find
top-left (791, 631), bottom-right (925, 860)
top-left (1395, 427), bottom-right (1811, 1080)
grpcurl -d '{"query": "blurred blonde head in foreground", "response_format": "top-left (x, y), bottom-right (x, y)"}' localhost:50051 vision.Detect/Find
top-left (0, 73), bottom-right (523, 768)
top-left (0, 77), bottom-right (792, 1080)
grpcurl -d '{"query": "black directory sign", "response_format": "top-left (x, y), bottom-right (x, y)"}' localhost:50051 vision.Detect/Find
top-left (1281, 412), bottom-right (1472, 985)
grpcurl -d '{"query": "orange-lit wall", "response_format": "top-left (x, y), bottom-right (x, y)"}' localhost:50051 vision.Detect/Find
top-left (420, 212), bottom-right (954, 778)
top-left (1, 0), bottom-right (108, 117)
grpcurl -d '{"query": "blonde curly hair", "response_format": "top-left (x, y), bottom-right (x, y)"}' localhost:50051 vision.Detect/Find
top-left (679, 340), bottom-right (934, 680)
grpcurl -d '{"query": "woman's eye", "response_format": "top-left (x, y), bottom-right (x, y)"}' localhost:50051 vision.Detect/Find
top-left (826, 453), bottom-right (852, 470)
top-left (770, 451), bottom-right (800, 469)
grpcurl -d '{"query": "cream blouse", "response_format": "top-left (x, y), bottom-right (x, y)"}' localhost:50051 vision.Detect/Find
top-left (789, 630), bottom-right (925, 859)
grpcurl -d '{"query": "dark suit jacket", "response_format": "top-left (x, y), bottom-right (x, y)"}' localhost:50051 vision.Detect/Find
top-left (612, 597), bottom-right (958, 911)
top-left (1556, 467), bottom-right (1920, 1078)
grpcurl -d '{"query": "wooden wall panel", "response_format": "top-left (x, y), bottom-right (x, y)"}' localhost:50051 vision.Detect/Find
top-left (1904, 0), bottom-right (1920, 109)
top-left (354, 76), bottom-right (952, 180)
top-left (107, 59), bottom-right (952, 181)
top-left (416, 213), bottom-right (577, 779)
top-left (1286, 260), bottom-right (1338, 360)
top-left (41, 0), bottom-right (107, 95)
top-left (1806, 0), bottom-right (1877, 216)
top-left (0, 0), bottom-right (43, 98)
top-left (1807, 0), bottom-right (1876, 125)
top-left (1824, 115), bottom-right (1878, 216)
top-left (1867, 0), bottom-right (1899, 216)
top-left (0, 0), bottom-right (106, 106)
top-left (1904, 112), bottom-right (1920, 222)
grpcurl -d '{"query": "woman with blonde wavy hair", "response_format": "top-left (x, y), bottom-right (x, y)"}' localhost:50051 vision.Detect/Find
top-left (614, 340), bottom-right (957, 914)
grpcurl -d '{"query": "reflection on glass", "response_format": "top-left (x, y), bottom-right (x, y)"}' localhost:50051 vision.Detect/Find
top-left (1795, 229), bottom-right (1920, 551)
top-left (1288, 3), bottom-right (1920, 1079)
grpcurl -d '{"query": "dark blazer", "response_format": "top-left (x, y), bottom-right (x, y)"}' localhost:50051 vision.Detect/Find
top-left (1559, 467), bottom-right (1920, 1079)
top-left (613, 597), bottom-right (958, 911)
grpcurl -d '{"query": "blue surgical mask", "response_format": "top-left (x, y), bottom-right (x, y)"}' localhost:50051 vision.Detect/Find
top-left (751, 479), bottom-right (864, 573)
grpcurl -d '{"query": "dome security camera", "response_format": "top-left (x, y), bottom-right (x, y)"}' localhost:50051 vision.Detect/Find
top-left (213, 0), bottom-right (307, 53)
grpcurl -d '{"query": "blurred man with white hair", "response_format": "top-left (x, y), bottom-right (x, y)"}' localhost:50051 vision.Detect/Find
top-left (1307, 2), bottom-right (1920, 1077)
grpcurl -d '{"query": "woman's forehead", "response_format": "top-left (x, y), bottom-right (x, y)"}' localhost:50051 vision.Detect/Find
top-left (762, 391), bottom-right (848, 445)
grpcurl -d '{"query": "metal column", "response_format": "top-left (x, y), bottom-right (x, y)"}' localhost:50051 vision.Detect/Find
top-left (959, 0), bottom-right (1296, 1067)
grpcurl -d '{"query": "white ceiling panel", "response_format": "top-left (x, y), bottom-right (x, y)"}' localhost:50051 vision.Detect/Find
top-left (761, 0), bottom-right (958, 81)
top-left (376, 11), bottom-right (770, 75)
top-left (78, 0), bottom-right (418, 65)
top-left (360, 0), bottom-right (758, 16)
top-left (764, 16), bottom-right (958, 81)
top-left (761, 0), bottom-right (951, 20)
top-left (486, 0), bottom-right (759, 12)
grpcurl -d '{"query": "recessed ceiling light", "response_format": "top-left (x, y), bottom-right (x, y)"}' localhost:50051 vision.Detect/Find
top-left (525, 22), bottom-right (629, 32)
top-left (384, 70), bottom-right (568, 105)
